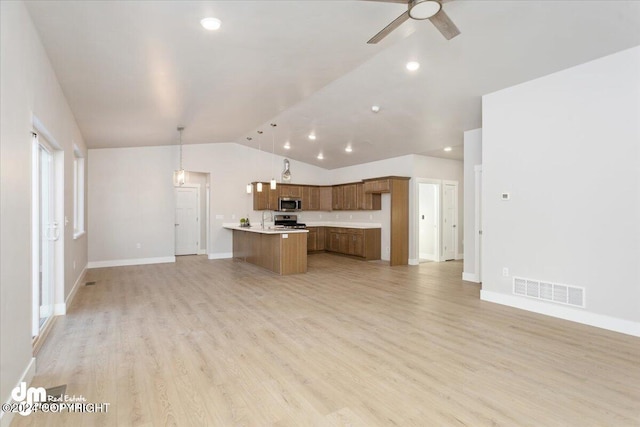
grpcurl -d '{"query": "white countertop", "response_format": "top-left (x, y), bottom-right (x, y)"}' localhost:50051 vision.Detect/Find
top-left (304, 222), bottom-right (382, 229)
top-left (223, 224), bottom-right (308, 234)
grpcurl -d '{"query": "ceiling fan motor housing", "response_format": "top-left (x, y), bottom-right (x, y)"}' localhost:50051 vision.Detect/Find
top-left (409, 0), bottom-right (442, 20)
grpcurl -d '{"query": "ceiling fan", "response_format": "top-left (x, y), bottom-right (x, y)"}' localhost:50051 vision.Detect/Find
top-left (367, 0), bottom-right (460, 44)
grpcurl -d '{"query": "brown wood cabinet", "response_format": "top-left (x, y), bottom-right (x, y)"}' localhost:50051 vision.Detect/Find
top-left (302, 186), bottom-right (320, 211)
top-left (232, 229), bottom-right (307, 275)
top-left (321, 227), bottom-right (380, 260)
top-left (332, 183), bottom-right (359, 210)
top-left (306, 227), bottom-right (326, 252)
top-left (319, 187), bottom-right (332, 211)
top-left (252, 183), bottom-right (279, 210)
top-left (363, 178), bottom-right (391, 193)
top-left (357, 183), bottom-right (381, 210)
top-left (279, 184), bottom-right (303, 198)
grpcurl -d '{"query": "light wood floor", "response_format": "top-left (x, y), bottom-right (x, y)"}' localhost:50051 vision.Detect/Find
top-left (14, 254), bottom-right (640, 426)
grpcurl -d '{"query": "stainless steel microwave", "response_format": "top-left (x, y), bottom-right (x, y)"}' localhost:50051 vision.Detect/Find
top-left (278, 197), bottom-right (302, 212)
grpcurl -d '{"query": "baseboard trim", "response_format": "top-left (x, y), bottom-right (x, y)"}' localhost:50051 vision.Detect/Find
top-left (197, 249), bottom-right (207, 255)
top-left (408, 259), bottom-right (419, 266)
top-left (462, 272), bottom-right (479, 283)
top-left (456, 253), bottom-right (464, 260)
top-left (480, 290), bottom-right (640, 337)
top-left (53, 266), bottom-right (87, 315)
top-left (1, 357), bottom-right (36, 427)
top-left (208, 252), bottom-right (232, 260)
top-left (87, 256), bottom-right (175, 269)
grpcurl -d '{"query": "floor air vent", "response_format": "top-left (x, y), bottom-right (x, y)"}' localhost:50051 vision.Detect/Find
top-left (85, 281), bottom-right (96, 286)
top-left (513, 277), bottom-right (585, 308)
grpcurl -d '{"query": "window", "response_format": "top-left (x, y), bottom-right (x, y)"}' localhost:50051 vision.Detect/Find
top-left (73, 146), bottom-right (85, 238)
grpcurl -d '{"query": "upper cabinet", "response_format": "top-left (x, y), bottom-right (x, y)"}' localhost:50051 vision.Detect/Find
top-left (279, 185), bottom-right (303, 198)
top-left (302, 186), bottom-right (320, 211)
top-left (363, 178), bottom-right (391, 194)
top-left (252, 183), bottom-right (279, 211)
top-left (252, 179), bottom-right (394, 211)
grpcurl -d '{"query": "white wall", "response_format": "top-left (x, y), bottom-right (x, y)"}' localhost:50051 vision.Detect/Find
top-left (463, 129), bottom-right (482, 281)
top-left (88, 143), bottom-right (330, 262)
top-left (0, 1), bottom-right (88, 411)
top-left (88, 146), bottom-right (176, 265)
top-left (481, 46), bottom-right (640, 336)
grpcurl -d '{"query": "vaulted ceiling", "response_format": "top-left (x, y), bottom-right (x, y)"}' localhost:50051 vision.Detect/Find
top-left (25, 1), bottom-right (640, 168)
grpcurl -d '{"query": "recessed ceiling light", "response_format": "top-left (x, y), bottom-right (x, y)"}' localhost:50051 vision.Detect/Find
top-left (200, 17), bottom-right (221, 31)
top-left (283, 142), bottom-right (291, 150)
top-left (345, 146), bottom-right (353, 153)
top-left (371, 105), bottom-right (380, 113)
top-left (317, 153), bottom-right (324, 160)
top-left (406, 61), bottom-right (420, 71)
top-left (444, 146), bottom-right (452, 152)
top-left (308, 134), bottom-right (316, 141)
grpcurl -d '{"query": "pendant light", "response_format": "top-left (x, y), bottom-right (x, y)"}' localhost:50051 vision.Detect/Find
top-left (173, 126), bottom-right (186, 186)
top-left (256, 130), bottom-right (263, 192)
top-left (245, 137), bottom-right (253, 194)
top-left (270, 123), bottom-right (277, 190)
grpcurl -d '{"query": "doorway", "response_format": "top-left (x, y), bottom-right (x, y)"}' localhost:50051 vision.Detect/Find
top-left (418, 182), bottom-right (439, 262)
top-left (442, 181), bottom-right (459, 261)
top-left (31, 132), bottom-right (61, 338)
top-left (174, 186), bottom-right (200, 256)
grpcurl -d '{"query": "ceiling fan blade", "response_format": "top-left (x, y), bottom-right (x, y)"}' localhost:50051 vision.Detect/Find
top-left (367, 11), bottom-right (410, 44)
top-left (428, 9), bottom-right (460, 40)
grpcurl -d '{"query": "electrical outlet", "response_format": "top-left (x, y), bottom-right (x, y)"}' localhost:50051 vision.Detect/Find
top-left (231, 214), bottom-right (236, 219)
top-left (349, 214), bottom-right (353, 219)
top-left (502, 267), bottom-right (509, 277)
top-left (136, 243), bottom-right (141, 249)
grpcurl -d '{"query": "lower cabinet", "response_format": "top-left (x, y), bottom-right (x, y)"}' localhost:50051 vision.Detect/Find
top-left (307, 227), bottom-right (326, 252)
top-left (310, 227), bottom-right (380, 260)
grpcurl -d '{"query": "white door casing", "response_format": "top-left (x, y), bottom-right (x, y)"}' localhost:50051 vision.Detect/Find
top-left (442, 181), bottom-right (458, 261)
top-left (474, 166), bottom-right (483, 283)
top-left (175, 186), bottom-right (199, 255)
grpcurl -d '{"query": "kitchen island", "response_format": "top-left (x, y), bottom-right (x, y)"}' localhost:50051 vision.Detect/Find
top-left (224, 225), bottom-right (308, 275)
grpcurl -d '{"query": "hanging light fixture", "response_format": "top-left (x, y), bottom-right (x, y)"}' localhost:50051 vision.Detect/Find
top-left (246, 137), bottom-right (253, 194)
top-left (173, 126), bottom-right (186, 186)
top-left (256, 130), bottom-right (263, 192)
top-left (270, 123), bottom-right (277, 190)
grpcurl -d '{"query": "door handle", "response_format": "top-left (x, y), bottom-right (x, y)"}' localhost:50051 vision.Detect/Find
top-left (46, 222), bottom-right (60, 241)
top-left (175, 223), bottom-right (180, 226)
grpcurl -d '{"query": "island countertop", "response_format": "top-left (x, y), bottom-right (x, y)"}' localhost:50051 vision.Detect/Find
top-left (223, 224), bottom-right (308, 234)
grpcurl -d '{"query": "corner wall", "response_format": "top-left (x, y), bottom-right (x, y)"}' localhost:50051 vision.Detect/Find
top-left (463, 129), bottom-right (482, 281)
top-left (481, 46), bottom-right (640, 335)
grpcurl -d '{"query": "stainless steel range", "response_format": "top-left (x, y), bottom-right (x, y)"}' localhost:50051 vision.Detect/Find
top-left (274, 214), bottom-right (306, 229)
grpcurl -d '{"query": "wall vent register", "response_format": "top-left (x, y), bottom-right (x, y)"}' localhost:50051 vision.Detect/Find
top-left (513, 276), bottom-right (585, 308)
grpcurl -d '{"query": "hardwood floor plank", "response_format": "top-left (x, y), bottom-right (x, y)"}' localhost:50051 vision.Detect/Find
top-left (12, 254), bottom-right (640, 426)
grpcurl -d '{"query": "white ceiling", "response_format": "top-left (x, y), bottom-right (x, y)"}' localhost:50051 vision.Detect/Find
top-left (25, 1), bottom-right (640, 169)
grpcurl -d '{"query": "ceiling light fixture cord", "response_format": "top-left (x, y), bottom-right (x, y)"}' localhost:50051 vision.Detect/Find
top-left (178, 126), bottom-right (184, 170)
top-left (270, 123), bottom-right (277, 189)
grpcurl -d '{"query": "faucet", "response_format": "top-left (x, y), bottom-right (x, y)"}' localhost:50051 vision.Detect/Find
top-left (261, 210), bottom-right (273, 229)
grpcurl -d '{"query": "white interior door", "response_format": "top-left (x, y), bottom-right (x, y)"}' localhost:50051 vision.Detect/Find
top-left (442, 182), bottom-right (458, 261)
top-left (175, 187), bottom-right (199, 255)
top-left (418, 183), bottom-right (439, 262)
